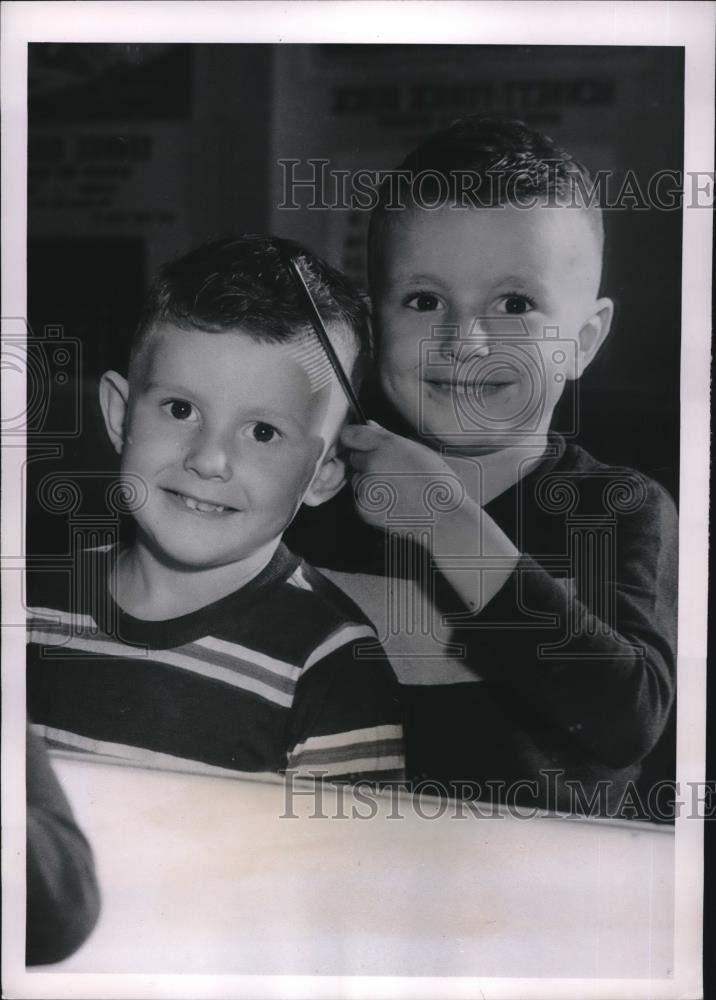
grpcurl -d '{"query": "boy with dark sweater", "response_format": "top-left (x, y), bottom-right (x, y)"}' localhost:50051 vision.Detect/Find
top-left (289, 117), bottom-right (677, 816)
top-left (27, 235), bottom-right (404, 784)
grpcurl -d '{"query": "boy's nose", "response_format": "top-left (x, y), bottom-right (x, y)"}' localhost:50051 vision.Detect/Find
top-left (437, 329), bottom-right (491, 363)
top-left (437, 315), bottom-right (526, 362)
top-left (183, 431), bottom-right (233, 481)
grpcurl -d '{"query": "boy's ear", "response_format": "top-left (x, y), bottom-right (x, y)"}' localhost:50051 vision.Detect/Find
top-left (571, 298), bottom-right (614, 379)
top-left (302, 446), bottom-right (347, 508)
top-left (98, 370), bottom-right (130, 455)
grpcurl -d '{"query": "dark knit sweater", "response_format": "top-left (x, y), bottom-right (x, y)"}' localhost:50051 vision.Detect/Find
top-left (287, 434), bottom-right (678, 816)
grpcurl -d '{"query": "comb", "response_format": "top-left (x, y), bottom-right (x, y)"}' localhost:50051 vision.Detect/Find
top-left (282, 253), bottom-right (368, 424)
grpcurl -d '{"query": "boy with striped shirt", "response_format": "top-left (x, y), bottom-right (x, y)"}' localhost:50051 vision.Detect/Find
top-left (27, 236), bottom-right (404, 784)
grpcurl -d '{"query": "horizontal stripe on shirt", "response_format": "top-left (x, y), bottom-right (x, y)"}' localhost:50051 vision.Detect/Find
top-left (26, 544), bottom-right (405, 782)
top-left (303, 624), bottom-right (376, 671)
top-left (289, 724), bottom-right (403, 757)
top-left (287, 755), bottom-right (406, 778)
top-left (34, 724), bottom-right (279, 782)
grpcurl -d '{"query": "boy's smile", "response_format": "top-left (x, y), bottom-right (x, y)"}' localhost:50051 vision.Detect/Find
top-left (102, 325), bottom-right (351, 583)
top-left (422, 357), bottom-right (522, 396)
top-left (162, 489), bottom-right (236, 515)
top-left (374, 204), bottom-right (611, 454)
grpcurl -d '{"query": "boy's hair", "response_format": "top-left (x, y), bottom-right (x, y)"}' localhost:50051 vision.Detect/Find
top-left (367, 114), bottom-right (604, 288)
top-left (129, 234), bottom-right (372, 385)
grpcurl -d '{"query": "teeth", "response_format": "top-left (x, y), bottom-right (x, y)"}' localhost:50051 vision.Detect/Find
top-left (431, 381), bottom-right (512, 392)
top-left (179, 494), bottom-right (226, 513)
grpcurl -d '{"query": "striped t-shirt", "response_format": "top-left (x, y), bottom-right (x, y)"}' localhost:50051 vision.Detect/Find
top-left (26, 544), bottom-right (405, 783)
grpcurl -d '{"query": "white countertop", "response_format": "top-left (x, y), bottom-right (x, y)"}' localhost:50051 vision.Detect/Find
top-left (48, 754), bottom-right (674, 979)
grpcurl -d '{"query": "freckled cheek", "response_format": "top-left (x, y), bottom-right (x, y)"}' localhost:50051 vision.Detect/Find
top-left (120, 435), bottom-right (186, 475)
top-left (379, 310), bottom-right (419, 352)
top-left (143, 425), bottom-right (186, 448)
top-left (379, 333), bottom-right (420, 383)
top-left (246, 456), bottom-right (308, 504)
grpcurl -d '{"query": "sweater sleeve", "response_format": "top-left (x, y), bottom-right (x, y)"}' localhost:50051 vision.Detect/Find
top-left (451, 476), bottom-right (678, 768)
top-left (285, 638), bottom-right (405, 784)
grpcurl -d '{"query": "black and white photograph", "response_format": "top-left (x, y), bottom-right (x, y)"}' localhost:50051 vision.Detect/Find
top-left (1, 3), bottom-right (713, 998)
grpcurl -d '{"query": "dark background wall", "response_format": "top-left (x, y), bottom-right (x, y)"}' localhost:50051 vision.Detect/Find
top-left (27, 43), bottom-right (683, 553)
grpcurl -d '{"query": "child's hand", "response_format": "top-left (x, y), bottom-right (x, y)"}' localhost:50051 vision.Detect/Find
top-left (340, 421), bottom-right (467, 534)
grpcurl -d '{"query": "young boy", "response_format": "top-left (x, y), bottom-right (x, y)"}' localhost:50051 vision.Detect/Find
top-left (27, 235), bottom-right (404, 785)
top-left (288, 117), bottom-right (677, 817)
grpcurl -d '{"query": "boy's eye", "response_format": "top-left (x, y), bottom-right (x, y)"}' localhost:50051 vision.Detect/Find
top-left (499, 294), bottom-right (536, 315)
top-left (404, 292), bottom-right (444, 312)
top-left (249, 422), bottom-right (280, 444)
top-left (163, 399), bottom-right (199, 422)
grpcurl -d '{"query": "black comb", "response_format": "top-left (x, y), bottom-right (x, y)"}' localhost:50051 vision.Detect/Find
top-left (281, 253), bottom-right (368, 424)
